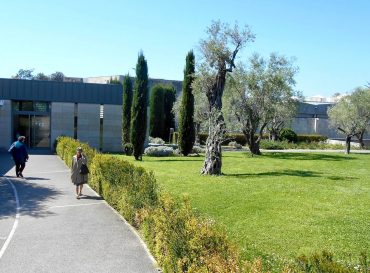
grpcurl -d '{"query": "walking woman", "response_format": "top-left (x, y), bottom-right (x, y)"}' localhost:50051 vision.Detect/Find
top-left (71, 147), bottom-right (88, 199)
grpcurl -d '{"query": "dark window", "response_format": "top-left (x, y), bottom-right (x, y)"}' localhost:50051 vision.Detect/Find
top-left (12, 101), bottom-right (50, 112)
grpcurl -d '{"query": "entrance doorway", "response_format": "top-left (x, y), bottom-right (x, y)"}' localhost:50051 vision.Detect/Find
top-left (13, 115), bottom-right (50, 148)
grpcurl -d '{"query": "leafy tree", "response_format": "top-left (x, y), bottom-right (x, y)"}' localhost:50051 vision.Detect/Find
top-left (50, 71), bottom-right (65, 81)
top-left (12, 69), bottom-right (35, 80)
top-left (130, 53), bottom-right (149, 160)
top-left (225, 53), bottom-right (298, 155)
top-left (195, 21), bottom-right (255, 175)
top-left (163, 85), bottom-right (176, 142)
top-left (349, 87), bottom-right (370, 148)
top-left (328, 88), bottom-right (370, 153)
top-left (178, 51), bottom-right (196, 155)
top-left (149, 84), bottom-right (165, 139)
top-left (34, 72), bottom-right (50, 81)
top-left (122, 74), bottom-right (133, 146)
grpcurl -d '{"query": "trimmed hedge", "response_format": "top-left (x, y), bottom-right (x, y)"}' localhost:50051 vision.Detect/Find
top-left (199, 133), bottom-right (248, 146)
top-left (297, 134), bottom-right (328, 143)
top-left (199, 133), bottom-right (329, 146)
top-left (89, 153), bottom-right (158, 224)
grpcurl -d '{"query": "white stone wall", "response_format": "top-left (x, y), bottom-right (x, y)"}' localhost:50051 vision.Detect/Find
top-left (0, 100), bottom-right (12, 151)
top-left (77, 103), bottom-right (100, 150)
top-left (51, 102), bottom-right (75, 150)
top-left (102, 105), bottom-right (122, 152)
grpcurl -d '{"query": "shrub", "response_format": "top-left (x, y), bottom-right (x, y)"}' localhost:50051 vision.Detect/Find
top-left (280, 128), bottom-right (298, 143)
top-left (138, 194), bottom-right (242, 273)
top-left (149, 136), bottom-right (165, 145)
top-left (229, 141), bottom-right (243, 149)
top-left (89, 154), bottom-right (158, 225)
top-left (144, 146), bottom-right (174, 157)
top-left (294, 251), bottom-right (365, 273)
top-left (123, 143), bottom-right (133, 156)
top-left (191, 146), bottom-right (205, 154)
top-left (297, 134), bottom-right (328, 143)
top-left (260, 140), bottom-right (288, 150)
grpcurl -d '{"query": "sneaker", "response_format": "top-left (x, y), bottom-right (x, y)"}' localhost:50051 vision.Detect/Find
top-left (76, 195), bottom-right (80, 199)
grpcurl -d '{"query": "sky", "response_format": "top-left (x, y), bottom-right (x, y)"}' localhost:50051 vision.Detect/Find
top-left (1, 0), bottom-right (369, 97)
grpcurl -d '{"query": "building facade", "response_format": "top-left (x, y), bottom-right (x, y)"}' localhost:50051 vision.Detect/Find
top-left (0, 78), bottom-right (122, 152)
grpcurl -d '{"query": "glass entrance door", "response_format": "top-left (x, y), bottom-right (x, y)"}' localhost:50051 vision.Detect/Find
top-left (13, 115), bottom-right (50, 148)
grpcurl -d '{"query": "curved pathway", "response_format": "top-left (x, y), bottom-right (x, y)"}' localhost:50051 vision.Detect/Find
top-left (0, 152), bottom-right (159, 273)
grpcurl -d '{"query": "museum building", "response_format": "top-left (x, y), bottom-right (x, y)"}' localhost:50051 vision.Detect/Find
top-left (0, 78), bottom-right (123, 152)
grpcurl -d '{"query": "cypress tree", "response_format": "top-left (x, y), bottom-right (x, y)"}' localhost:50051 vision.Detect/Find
top-left (178, 51), bottom-right (195, 155)
top-left (130, 53), bottom-right (149, 160)
top-left (122, 74), bottom-right (133, 146)
top-left (149, 84), bottom-right (165, 139)
top-left (163, 85), bottom-right (176, 141)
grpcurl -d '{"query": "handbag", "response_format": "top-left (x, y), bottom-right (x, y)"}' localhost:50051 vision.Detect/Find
top-left (79, 163), bottom-right (89, 175)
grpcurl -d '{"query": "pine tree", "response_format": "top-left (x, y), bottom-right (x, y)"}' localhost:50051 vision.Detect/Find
top-left (163, 85), bottom-right (176, 142)
top-left (130, 53), bottom-right (149, 160)
top-left (122, 74), bottom-right (133, 146)
top-left (178, 51), bottom-right (195, 155)
top-left (149, 84), bottom-right (165, 139)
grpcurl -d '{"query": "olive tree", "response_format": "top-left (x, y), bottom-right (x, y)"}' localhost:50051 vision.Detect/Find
top-left (195, 21), bottom-right (255, 175)
top-left (224, 53), bottom-right (298, 155)
top-left (328, 88), bottom-right (370, 153)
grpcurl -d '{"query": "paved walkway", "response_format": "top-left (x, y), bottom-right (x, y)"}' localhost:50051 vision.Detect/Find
top-left (0, 152), bottom-right (159, 273)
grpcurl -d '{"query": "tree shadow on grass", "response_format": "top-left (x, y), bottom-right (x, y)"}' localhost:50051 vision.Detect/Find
top-left (224, 169), bottom-right (322, 178)
top-left (262, 152), bottom-right (356, 161)
top-left (0, 176), bottom-right (61, 219)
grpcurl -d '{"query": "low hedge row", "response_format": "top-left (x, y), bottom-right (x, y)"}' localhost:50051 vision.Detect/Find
top-left (199, 133), bottom-right (328, 146)
top-left (56, 136), bottom-right (367, 273)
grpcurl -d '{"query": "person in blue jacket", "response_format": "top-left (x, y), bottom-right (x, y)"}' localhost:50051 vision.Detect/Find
top-left (8, 136), bottom-right (29, 178)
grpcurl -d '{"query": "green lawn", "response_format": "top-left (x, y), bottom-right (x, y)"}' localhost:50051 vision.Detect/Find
top-left (119, 152), bottom-right (370, 264)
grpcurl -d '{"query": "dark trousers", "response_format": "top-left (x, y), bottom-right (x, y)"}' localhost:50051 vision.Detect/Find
top-left (14, 161), bottom-right (26, 176)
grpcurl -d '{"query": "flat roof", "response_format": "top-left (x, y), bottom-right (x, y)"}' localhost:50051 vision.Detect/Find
top-left (0, 78), bottom-right (122, 105)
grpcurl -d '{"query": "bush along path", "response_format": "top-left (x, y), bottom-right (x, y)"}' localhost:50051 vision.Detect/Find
top-left (56, 137), bottom-right (369, 273)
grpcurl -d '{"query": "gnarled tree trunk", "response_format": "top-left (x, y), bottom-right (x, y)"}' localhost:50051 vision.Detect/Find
top-left (201, 111), bottom-right (226, 175)
top-left (201, 70), bottom-right (227, 175)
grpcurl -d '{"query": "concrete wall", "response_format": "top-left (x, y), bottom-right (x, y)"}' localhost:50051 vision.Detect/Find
top-left (0, 100), bottom-right (12, 151)
top-left (51, 102), bottom-right (75, 150)
top-left (77, 103), bottom-right (100, 150)
top-left (292, 117), bottom-right (340, 138)
top-left (102, 105), bottom-right (122, 152)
